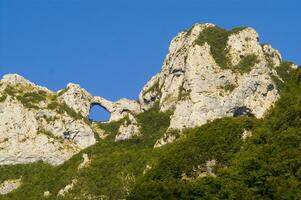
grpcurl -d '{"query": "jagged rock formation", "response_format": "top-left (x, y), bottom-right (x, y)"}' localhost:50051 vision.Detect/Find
top-left (59, 83), bottom-right (141, 122)
top-left (138, 23), bottom-right (297, 145)
top-left (0, 74), bottom-right (139, 165)
top-left (0, 74), bottom-right (94, 165)
top-left (0, 23), bottom-right (298, 165)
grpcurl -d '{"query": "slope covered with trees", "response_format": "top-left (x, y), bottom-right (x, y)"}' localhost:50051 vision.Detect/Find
top-left (0, 64), bottom-right (299, 200)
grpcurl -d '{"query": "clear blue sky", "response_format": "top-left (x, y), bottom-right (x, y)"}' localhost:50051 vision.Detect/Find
top-left (1, 0), bottom-right (300, 120)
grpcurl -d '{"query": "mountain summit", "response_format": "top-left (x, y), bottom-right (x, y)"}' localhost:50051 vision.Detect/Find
top-left (0, 23), bottom-right (297, 165)
top-left (0, 23), bottom-right (300, 199)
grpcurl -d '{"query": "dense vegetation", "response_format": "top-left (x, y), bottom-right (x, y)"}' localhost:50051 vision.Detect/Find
top-left (0, 66), bottom-right (300, 200)
top-left (193, 26), bottom-right (259, 74)
top-left (0, 104), bottom-right (172, 200)
top-left (128, 65), bottom-right (301, 200)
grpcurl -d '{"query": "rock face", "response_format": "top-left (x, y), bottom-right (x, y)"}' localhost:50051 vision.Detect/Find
top-left (0, 23), bottom-right (295, 164)
top-left (57, 179), bottom-right (77, 197)
top-left (60, 83), bottom-right (141, 122)
top-left (115, 113), bottom-right (141, 141)
top-left (0, 178), bottom-right (22, 195)
top-left (139, 23), bottom-right (282, 134)
top-left (0, 74), bottom-right (140, 165)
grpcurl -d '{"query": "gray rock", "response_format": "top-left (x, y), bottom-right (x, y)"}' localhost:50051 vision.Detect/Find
top-left (115, 113), bottom-right (141, 141)
top-left (0, 23), bottom-right (293, 163)
top-left (139, 24), bottom-right (281, 145)
top-left (0, 73), bottom-right (141, 165)
top-left (0, 178), bottom-right (22, 195)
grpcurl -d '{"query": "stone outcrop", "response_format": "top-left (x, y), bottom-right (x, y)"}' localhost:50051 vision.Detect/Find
top-left (0, 23), bottom-right (298, 165)
top-left (0, 75), bottom-right (96, 165)
top-left (57, 179), bottom-right (77, 197)
top-left (138, 23), bottom-right (291, 146)
top-left (242, 129), bottom-right (253, 141)
top-left (0, 178), bottom-right (22, 195)
top-left (115, 113), bottom-right (141, 141)
top-left (59, 83), bottom-right (141, 122)
top-left (0, 74), bottom-right (140, 165)
top-left (78, 153), bottom-right (91, 170)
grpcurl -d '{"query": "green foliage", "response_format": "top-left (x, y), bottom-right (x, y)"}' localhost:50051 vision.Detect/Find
top-left (16, 92), bottom-right (46, 109)
top-left (128, 67), bottom-right (301, 200)
top-left (193, 26), bottom-right (258, 74)
top-left (220, 83), bottom-right (237, 93)
top-left (194, 26), bottom-right (247, 71)
top-left (57, 89), bottom-right (68, 96)
top-left (271, 61), bottom-right (295, 91)
top-left (0, 68), bottom-right (300, 199)
top-left (0, 156), bottom-right (83, 200)
top-left (3, 86), bottom-right (18, 96)
top-left (142, 81), bottom-right (162, 97)
top-left (96, 119), bottom-right (124, 140)
top-left (38, 129), bottom-right (59, 140)
top-left (136, 105), bottom-right (172, 147)
top-left (0, 106), bottom-right (171, 200)
top-left (0, 94), bottom-right (7, 102)
top-left (2, 86), bottom-right (47, 109)
top-left (47, 101), bottom-right (60, 110)
top-left (47, 101), bottom-right (86, 122)
top-left (56, 103), bottom-right (83, 120)
top-left (128, 117), bottom-right (252, 199)
top-left (2, 83), bottom-right (86, 122)
top-left (178, 84), bottom-right (191, 100)
top-left (233, 54), bottom-right (259, 74)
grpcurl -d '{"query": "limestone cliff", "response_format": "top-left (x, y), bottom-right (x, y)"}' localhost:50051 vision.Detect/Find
top-left (0, 74), bottom-right (139, 165)
top-left (0, 23), bottom-right (297, 165)
top-left (139, 23), bottom-right (297, 146)
top-left (140, 24), bottom-right (281, 128)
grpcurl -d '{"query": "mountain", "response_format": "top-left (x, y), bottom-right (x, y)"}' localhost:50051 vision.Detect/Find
top-left (0, 23), bottom-right (300, 199)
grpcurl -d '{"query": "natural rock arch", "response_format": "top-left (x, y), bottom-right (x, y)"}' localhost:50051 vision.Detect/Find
top-left (88, 102), bottom-right (111, 122)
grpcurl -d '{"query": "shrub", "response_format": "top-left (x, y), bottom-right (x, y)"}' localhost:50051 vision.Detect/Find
top-left (142, 81), bottom-right (162, 97)
top-left (48, 101), bottom-right (85, 121)
top-left (3, 88), bottom-right (47, 109)
top-left (178, 84), bottom-right (191, 100)
top-left (233, 54), bottom-right (259, 74)
top-left (4, 86), bottom-right (18, 96)
top-left (0, 94), bottom-right (7, 102)
top-left (194, 26), bottom-right (246, 71)
top-left (221, 83), bottom-right (237, 93)
top-left (47, 101), bottom-right (59, 110)
top-left (128, 68), bottom-right (301, 199)
top-left (57, 88), bottom-right (68, 96)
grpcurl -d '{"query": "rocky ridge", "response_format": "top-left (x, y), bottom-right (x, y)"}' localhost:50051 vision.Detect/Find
top-left (0, 74), bottom-right (139, 165)
top-left (139, 23), bottom-right (294, 146)
top-left (0, 23), bottom-right (298, 165)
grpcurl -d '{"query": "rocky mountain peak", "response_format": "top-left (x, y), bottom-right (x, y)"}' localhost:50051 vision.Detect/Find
top-left (0, 74), bottom-right (141, 165)
top-left (0, 23), bottom-right (298, 165)
top-left (2, 74), bottom-right (31, 86)
top-left (0, 74), bottom-right (51, 93)
top-left (139, 23), bottom-right (289, 135)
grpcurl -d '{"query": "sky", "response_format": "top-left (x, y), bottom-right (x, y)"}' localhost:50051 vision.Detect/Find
top-left (0, 0), bottom-right (300, 120)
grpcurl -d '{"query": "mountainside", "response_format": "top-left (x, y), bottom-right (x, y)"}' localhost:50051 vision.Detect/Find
top-left (0, 23), bottom-right (300, 199)
top-left (0, 74), bottom-right (140, 165)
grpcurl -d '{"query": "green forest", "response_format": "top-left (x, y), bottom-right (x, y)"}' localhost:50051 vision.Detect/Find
top-left (0, 64), bottom-right (300, 200)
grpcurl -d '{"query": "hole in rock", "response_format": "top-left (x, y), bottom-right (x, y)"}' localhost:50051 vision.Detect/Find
top-left (88, 103), bottom-right (110, 122)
